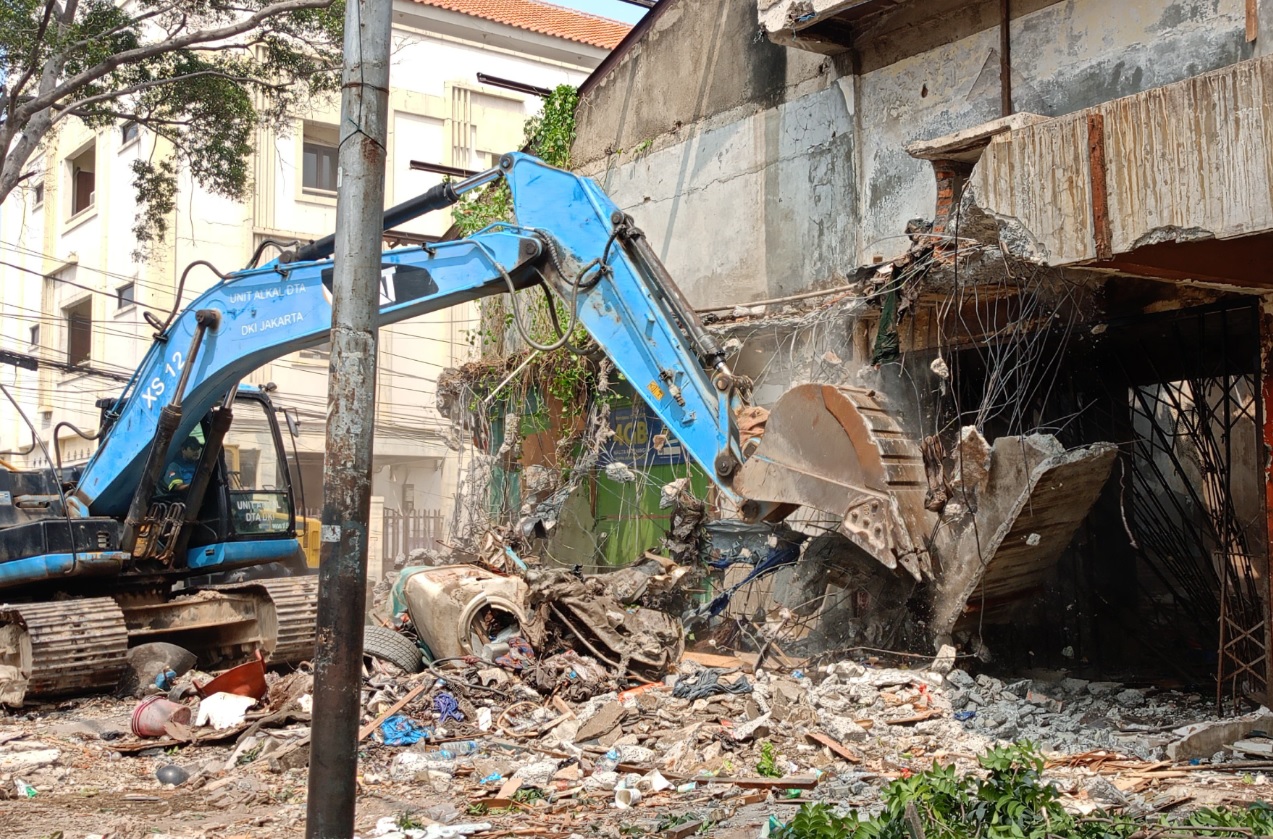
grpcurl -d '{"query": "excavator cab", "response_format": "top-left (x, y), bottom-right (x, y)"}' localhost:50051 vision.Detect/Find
top-left (127, 386), bottom-right (306, 577)
top-left (163, 387), bottom-right (308, 576)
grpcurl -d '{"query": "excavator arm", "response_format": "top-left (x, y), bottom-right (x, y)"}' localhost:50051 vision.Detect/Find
top-left (76, 152), bottom-right (926, 576)
top-left (76, 154), bottom-right (747, 520)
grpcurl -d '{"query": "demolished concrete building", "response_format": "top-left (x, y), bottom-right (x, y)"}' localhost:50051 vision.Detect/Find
top-left (539, 0), bottom-right (1273, 700)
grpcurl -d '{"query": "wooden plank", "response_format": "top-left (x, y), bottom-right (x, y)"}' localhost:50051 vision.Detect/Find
top-left (497, 778), bottom-right (524, 800)
top-left (663, 820), bottom-right (705, 839)
top-left (807, 732), bottom-right (861, 763)
top-left (885, 709), bottom-right (941, 725)
top-left (1247, 0), bottom-right (1258, 42)
top-left (358, 683), bottom-right (428, 741)
top-left (683, 651), bottom-right (748, 671)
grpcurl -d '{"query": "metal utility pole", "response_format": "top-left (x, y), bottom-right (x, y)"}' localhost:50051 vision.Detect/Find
top-left (305, 0), bottom-right (392, 831)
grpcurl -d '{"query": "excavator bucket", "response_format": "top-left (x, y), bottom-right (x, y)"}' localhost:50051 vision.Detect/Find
top-left (732, 384), bottom-right (935, 581)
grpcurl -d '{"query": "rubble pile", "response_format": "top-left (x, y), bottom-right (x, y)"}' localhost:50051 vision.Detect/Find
top-left (2, 560), bottom-right (1272, 837)
top-left (3, 629), bottom-right (1273, 838)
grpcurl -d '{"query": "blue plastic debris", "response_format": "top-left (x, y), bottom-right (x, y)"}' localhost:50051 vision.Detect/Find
top-left (954, 710), bottom-right (976, 722)
top-left (379, 715), bottom-right (433, 746)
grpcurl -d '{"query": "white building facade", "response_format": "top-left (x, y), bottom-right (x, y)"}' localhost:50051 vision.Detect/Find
top-left (0, 0), bottom-right (628, 572)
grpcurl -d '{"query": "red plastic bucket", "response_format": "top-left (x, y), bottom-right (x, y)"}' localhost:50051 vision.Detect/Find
top-left (131, 696), bottom-right (192, 737)
top-left (195, 649), bottom-right (267, 700)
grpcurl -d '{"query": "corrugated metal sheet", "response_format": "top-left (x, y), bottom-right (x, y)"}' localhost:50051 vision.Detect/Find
top-left (969, 54), bottom-right (1273, 265)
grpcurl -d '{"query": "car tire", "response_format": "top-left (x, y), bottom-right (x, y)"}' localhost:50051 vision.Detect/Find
top-left (363, 625), bottom-right (423, 674)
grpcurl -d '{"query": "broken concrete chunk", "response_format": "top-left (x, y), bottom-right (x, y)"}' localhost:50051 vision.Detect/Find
top-left (827, 661), bottom-right (865, 679)
top-left (1059, 677), bottom-right (1090, 695)
top-left (512, 759), bottom-right (558, 787)
top-left (949, 426), bottom-right (991, 501)
top-left (930, 645), bottom-right (957, 675)
top-left (1115, 688), bottom-right (1146, 707)
top-left (0, 747), bottom-right (60, 772)
top-left (945, 669), bottom-right (975, 689)
top-left (1168, 710), bottom-right (1273, 762)
top-left (1232, 739), bottom-right (1273, 758)
top-left (730, 712), bottom-right (772, 742)
top-left (616, 745), bottom-right (656, 765)
top-left (0, 665), bottom-right (28, 708)
top-left (391, 751), bottom-right (456, 780)
top-left (817, 710), bottom-right (867, 743)
top-left (584, 770), bottom-right (619, 791)
top-left (597, 725), bottom-right (624, 749)
top-left (849, 668), bottom-right (935, 689)
top-left (118, 642), bottom-right (198, 697)
top-left (575, 701), bottom-right (626, 743)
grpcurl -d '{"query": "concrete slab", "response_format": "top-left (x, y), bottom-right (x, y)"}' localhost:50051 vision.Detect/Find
top-left (930, 435), bottom-right (1118, 640)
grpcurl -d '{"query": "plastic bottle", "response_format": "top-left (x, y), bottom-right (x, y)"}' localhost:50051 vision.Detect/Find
top-left (596, 747), bottom-right (621, 772)
top-left (435, 740), bottom-right (480, 759)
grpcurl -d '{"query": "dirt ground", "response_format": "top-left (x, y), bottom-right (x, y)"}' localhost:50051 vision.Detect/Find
top-left (3, 665), bottom-right (1273, 839)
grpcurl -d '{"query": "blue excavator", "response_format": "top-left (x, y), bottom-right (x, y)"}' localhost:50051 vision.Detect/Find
top-left (0, 153), bottom-right (929, 702)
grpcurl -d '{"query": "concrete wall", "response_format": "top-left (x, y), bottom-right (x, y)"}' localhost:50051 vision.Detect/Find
top-left (574, 0), bottom-right (1262, 306)
top-left (969, 53), bottom-right (1273, 266)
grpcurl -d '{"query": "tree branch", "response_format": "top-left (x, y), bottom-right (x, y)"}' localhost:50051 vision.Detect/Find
top-left (5, 0), bottom-right (60, 122)
top-left (59, 106), bottom-right (194, 128)
top-left (53, 69), bottom-right (293, 121)
top-left (63, 4), bottom-right (175, 53)
top-left (14, 0), bottom-right (332, 122)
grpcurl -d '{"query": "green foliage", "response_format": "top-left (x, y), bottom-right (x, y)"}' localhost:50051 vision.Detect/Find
top-left (780, 803), bottom-right (864, 839)
top-left (758, 740), bottom-right (782, 778)
top-left (654, 813), bottom-right (715, 835)
top-left (0, 0), bottom-right (344, 257)
top-left (776, 742), bottom-right (1273, 839)
top-left (451, 181), bottom-right (514, 239)
top-left (512, 786), bottom-right (545, 804)
top-left (395, 812), bottom-right (428, 830)
top-left (523, 84), bottom-right (578, 168)
top-left (451, 83), bottom-right (578, 237)
top-left (1183, 802), bottom-right (1273, 834)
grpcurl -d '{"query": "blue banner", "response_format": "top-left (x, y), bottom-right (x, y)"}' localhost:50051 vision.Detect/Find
top-left (600, 403), bottom-right (687, 467)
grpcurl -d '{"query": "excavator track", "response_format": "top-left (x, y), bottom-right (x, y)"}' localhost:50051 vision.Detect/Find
top-left (0, 598), bottom-right (129, 701)
top-left (733, 384), bottom-right (935, 579)
top-left (212, 576), bottom-right (318, 665)
top-left (0, 575), bottom-right (317, 705)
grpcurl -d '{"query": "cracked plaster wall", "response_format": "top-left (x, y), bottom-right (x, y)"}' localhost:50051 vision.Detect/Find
top-left (574, 0), bottom-right (1257, 307)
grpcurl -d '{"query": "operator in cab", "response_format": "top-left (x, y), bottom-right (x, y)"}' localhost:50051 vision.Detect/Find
top-left (163, 436), bottom-right (203, 493)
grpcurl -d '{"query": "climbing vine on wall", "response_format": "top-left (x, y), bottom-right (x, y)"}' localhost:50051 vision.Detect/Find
top-left (451, 83), bottom-right (606, 433)
top-left (451, 83), bottom-right (579, 237)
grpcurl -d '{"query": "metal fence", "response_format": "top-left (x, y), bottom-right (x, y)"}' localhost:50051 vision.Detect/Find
top-left (382, 508), bottom-right (445, 562)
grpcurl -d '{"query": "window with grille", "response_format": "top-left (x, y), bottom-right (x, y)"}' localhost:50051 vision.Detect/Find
top-left (64, 298), bottom-right (92, 367)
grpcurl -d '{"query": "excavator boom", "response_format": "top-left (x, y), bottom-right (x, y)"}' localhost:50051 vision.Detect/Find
top-left (0, 152), bottom-right (914, 703)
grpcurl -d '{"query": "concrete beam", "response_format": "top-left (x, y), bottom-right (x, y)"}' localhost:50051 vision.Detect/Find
top-left (905, 113), bottom-right (1048, 163)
